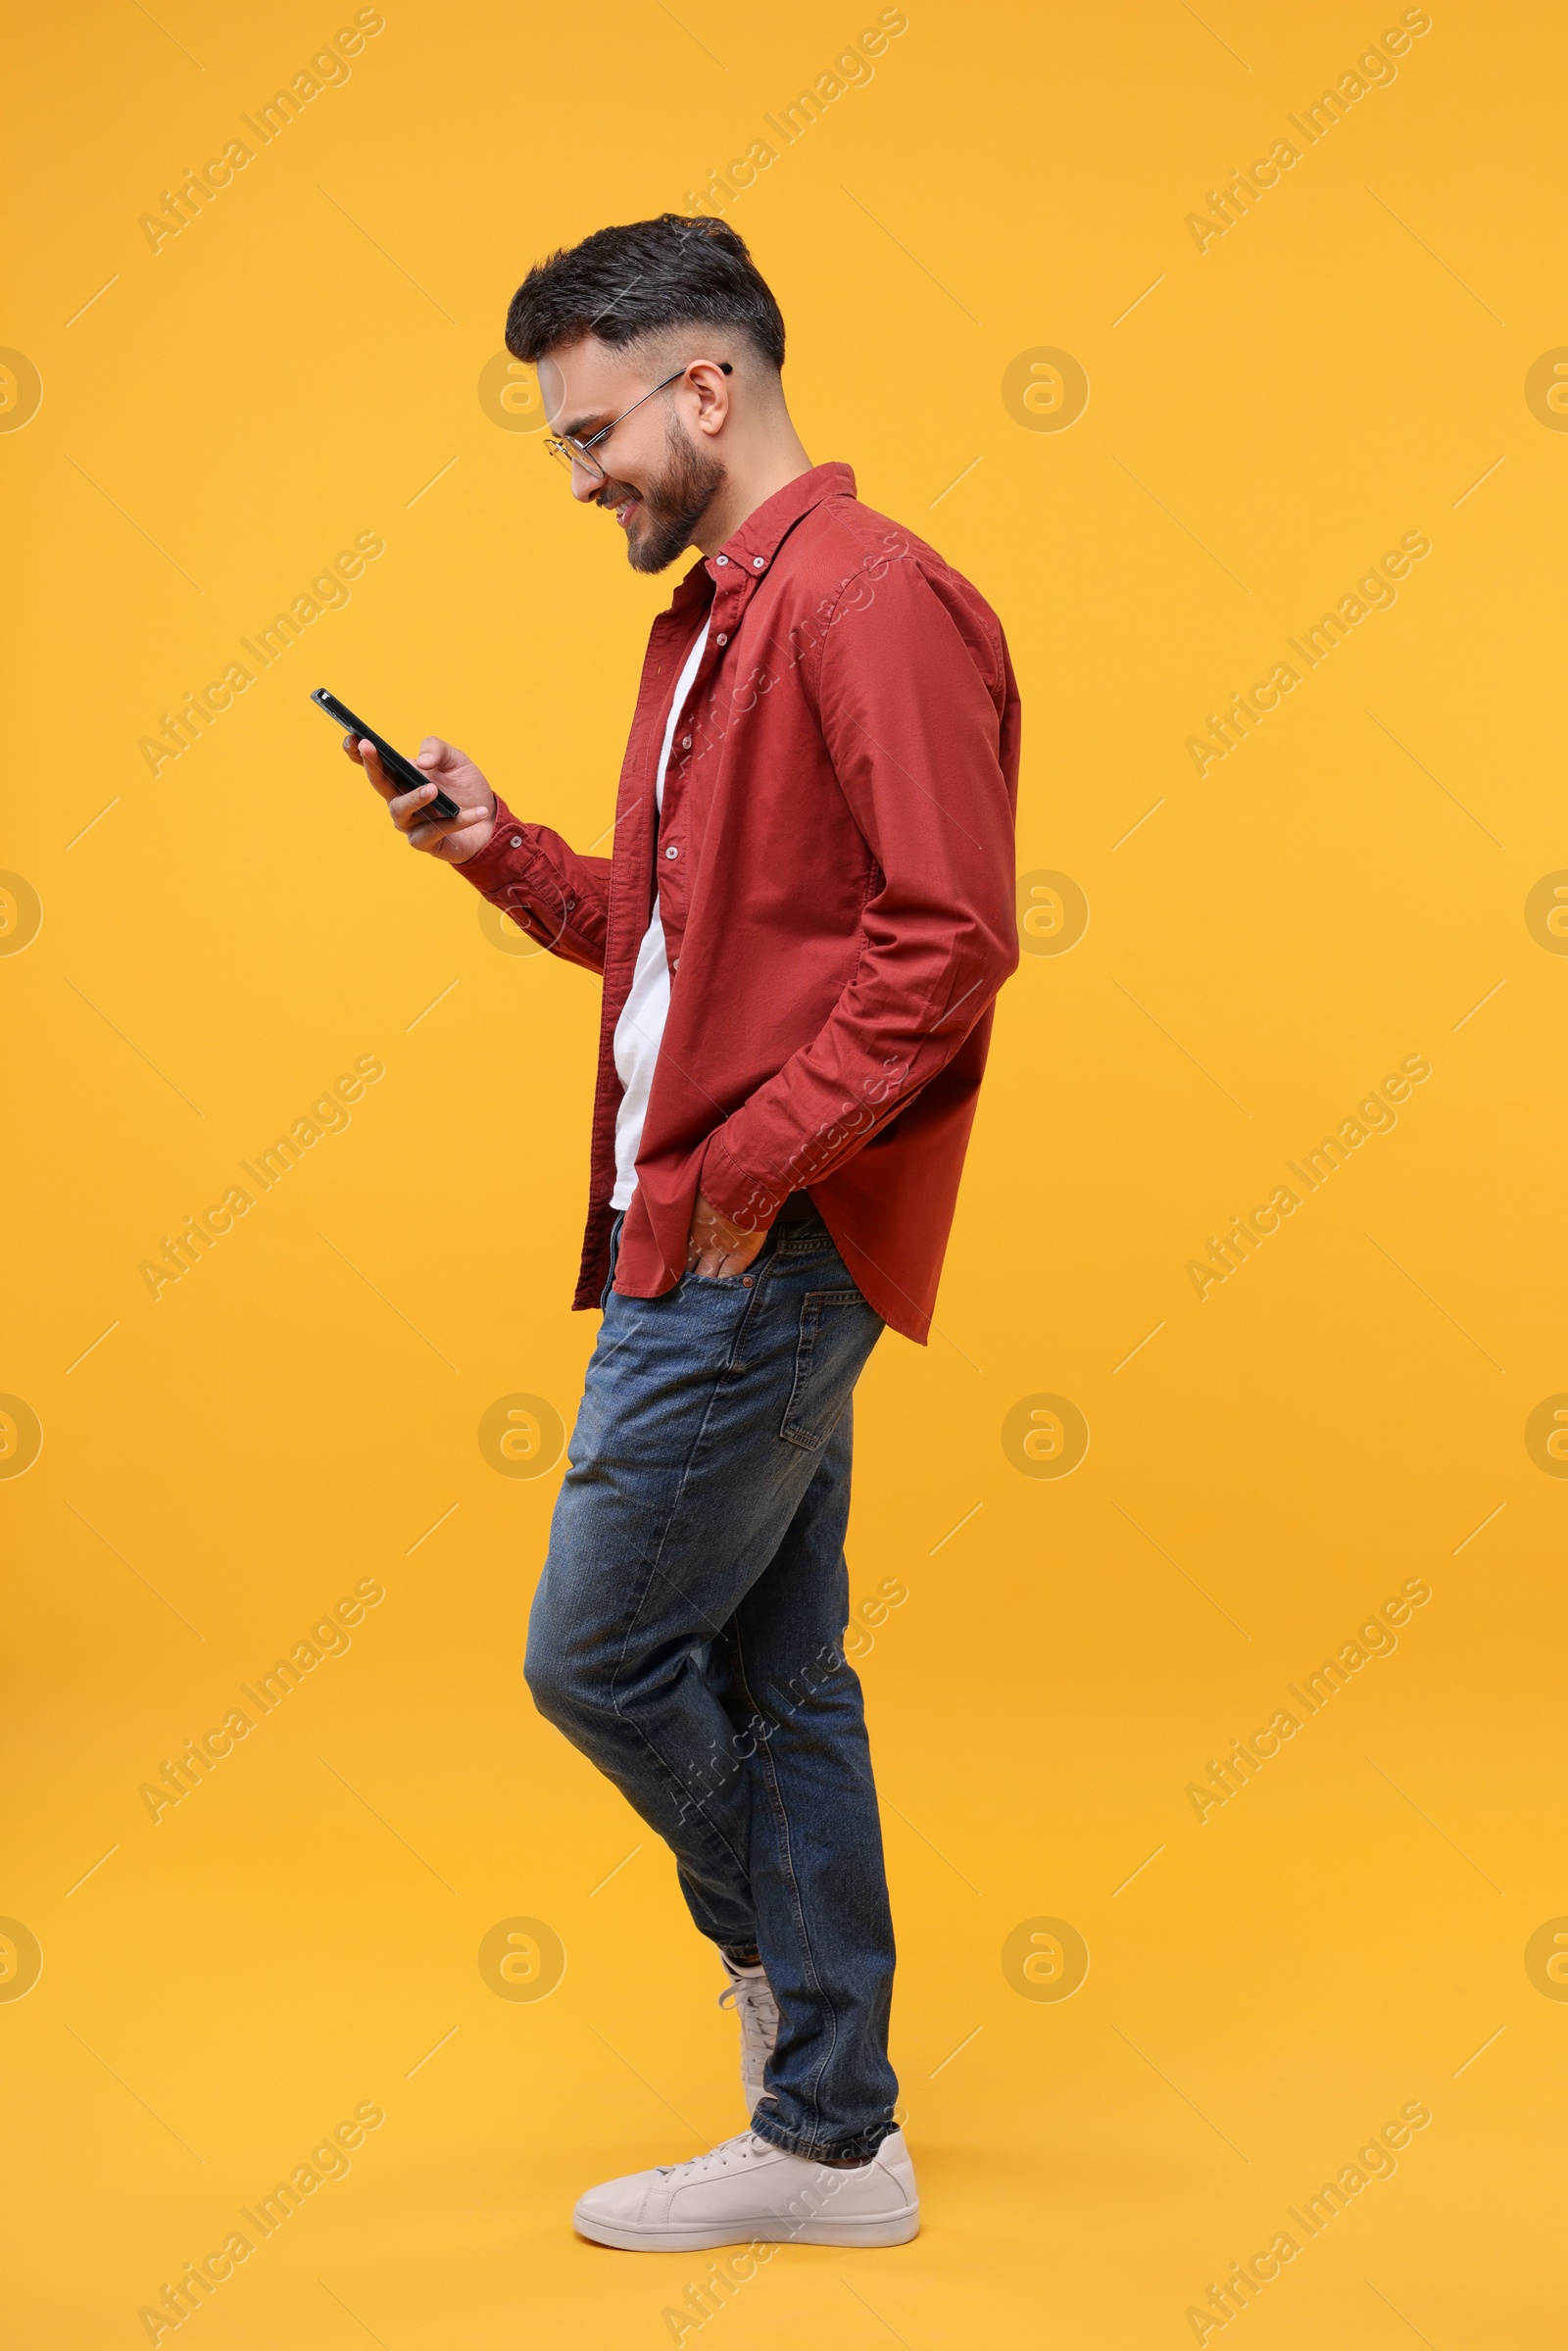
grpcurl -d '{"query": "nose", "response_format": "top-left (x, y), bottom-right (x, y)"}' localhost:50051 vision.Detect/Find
top-left (569, 456), bottom-right (606, 505)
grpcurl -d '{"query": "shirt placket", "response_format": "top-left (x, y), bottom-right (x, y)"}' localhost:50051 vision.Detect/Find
top-left (656, 552), bottom-right (757, 968)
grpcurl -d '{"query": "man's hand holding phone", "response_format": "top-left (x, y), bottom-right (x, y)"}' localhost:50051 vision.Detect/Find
top-left (344, 733), bottom-right (497, 864)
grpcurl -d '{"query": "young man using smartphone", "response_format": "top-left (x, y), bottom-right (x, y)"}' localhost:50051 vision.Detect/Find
top-left (348, 213), bottom-right (1019, 2250)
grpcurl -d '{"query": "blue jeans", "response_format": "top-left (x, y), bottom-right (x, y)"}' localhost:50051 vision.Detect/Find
top-left (526, 1204), bottom-right (896, 2162)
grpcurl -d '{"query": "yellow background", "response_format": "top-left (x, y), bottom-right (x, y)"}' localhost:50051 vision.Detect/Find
top-left (5, 1), bottom-right (1564, 2342)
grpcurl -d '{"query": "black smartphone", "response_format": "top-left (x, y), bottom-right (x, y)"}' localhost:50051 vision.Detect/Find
top-left (310, 688), bottom-right (461, 818)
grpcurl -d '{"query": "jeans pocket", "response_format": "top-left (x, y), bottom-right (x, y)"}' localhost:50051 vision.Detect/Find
top-left (780, 1289), bottom-right (878, 1450)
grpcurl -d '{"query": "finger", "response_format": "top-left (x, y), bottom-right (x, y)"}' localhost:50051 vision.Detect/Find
top-left (389, 780), bottom-right (441, 833)
top-left (409, 795), bottom-right (466, 840)
top-left (341, 732), bottom-right (365, 766)
top-left (409, 793), bottom-right (469, 844)
top-left (359, 741), bottom-right (401, 804)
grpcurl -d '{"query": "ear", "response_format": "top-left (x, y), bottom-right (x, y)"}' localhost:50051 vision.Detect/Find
top-left (688, 359), bottom-right (734, 436)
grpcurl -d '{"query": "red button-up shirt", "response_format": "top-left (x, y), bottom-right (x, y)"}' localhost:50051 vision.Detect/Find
top-left (458, 462), bottom-right (1019, 1344)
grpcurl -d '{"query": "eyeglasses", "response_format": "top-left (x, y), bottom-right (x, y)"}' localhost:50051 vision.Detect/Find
top-left (542, 361), bottom-right (733, 484)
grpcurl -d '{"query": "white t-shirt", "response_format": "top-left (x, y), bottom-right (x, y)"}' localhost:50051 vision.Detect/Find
top-left (610, 619), bottom-right (710, 1210)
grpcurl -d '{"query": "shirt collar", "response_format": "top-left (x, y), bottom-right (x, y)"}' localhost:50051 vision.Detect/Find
top-left (702, 461), bottom-right (857, 589)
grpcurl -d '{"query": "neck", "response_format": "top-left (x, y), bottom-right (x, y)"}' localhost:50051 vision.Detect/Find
top-left (694, 416), bottom-right (814, 555)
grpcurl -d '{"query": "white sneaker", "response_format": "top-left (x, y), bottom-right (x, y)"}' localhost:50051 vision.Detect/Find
top-left (717, 1954), bottom-right (779, 2110)
top-left (572, 2128), bottom-right (919, 2251)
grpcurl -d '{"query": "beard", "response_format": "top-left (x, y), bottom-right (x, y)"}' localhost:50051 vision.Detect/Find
top-left (604, 415), bottom-right (726, 574)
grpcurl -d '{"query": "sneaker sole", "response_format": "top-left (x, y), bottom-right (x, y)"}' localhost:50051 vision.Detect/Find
top-left (572, 2203), bottom-right (920, 2252)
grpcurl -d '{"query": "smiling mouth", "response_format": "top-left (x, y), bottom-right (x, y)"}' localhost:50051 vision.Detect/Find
top-left (604, 492), bottom-right (641, 528)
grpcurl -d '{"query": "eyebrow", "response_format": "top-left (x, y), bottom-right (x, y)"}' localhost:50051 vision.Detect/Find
top-left (557, 410), bottom-right (609, 442)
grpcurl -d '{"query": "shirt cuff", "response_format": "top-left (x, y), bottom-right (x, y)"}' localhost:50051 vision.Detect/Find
top-left (698, 1128), bottom-right (786, 1232)
top-left (452, 794), bottom-right (523, 894)
top-left (453, 796), bottom-right (580, 953)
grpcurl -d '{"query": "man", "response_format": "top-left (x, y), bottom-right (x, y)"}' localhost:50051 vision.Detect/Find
top-left (348, 213), bottom-right (1019, 2250)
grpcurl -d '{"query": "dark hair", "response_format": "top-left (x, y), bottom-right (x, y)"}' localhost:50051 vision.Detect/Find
top-left (506, 213), bottom-right (785, 371)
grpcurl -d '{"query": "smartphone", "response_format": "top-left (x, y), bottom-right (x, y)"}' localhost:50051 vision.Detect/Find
top-left (310, 688), bottom-right (461, 818)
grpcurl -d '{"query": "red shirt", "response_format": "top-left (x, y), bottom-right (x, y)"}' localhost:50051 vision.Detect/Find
top-left (458, 462), bottom-right (1020, 1345)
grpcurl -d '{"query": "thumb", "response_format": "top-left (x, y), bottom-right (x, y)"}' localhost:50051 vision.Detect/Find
top-left (416, 736), bottom-right (462, 772)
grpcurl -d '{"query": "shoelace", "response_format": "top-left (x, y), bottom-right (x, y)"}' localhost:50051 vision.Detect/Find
top-left (656, 2131), bottom-right (760, 2180)
top-left (717, 1970), bottom-right (781, 2075)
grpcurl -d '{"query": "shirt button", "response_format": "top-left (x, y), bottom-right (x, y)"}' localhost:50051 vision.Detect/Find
top-left (510, 835), bottom-right (521, 848)
top-left (715, 554), bottom-right (728, 565)
top-left (664, 845), bottom-right (678, 858)
top-left (715, 632), bottom-right (727, 645)
top-left (564, 894), bottom-right (575, 909)
top-left (753, 557), bottom-right (764, 569)
top-left (681, 735), bottom-right (691, 748)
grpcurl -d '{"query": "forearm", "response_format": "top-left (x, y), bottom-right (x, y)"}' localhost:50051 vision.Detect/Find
top-left (699, 922), bottom-right (1011, 1223)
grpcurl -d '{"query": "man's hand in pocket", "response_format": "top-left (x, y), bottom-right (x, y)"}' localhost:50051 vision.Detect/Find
top-left (685, 1195), bottom-right (769, 1279)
